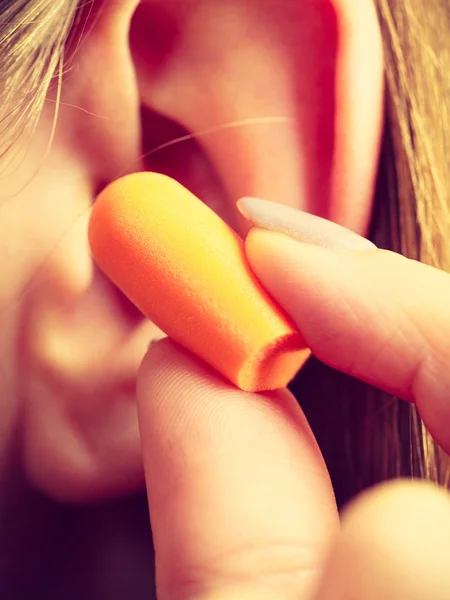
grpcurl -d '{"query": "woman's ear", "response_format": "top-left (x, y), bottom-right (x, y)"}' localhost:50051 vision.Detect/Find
top-left (131, 0), bottom-right (384, 234)
top-left (20, 0), bottom-right (383, 503)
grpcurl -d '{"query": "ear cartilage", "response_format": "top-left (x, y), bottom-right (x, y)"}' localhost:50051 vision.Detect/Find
top-left (88, 172), bottom-right (310, 392)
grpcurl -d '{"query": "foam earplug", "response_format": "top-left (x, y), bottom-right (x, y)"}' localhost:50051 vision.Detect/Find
top-left (88, 172), bottom-right (310, 392)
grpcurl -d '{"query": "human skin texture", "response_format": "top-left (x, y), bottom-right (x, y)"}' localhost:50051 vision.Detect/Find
top-left (0, 0), bottom-right (383, 597)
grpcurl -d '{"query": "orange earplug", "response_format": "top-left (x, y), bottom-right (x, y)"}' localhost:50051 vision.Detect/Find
top-left (88, 172), bottom-right (310, 392)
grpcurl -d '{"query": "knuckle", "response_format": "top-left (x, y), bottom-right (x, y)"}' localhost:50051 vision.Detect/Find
top-left (161, 540), bottom-right (322, 599)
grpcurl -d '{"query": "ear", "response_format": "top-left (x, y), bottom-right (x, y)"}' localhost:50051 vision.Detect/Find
top-left (131, 0), bottom-right (384, 234)
top-left (21, 0), bottom-right (383, 502)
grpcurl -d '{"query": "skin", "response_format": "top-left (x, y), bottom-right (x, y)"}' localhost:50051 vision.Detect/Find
top-left (136, 227), bottom-right (450, 599)
top-left (1, 0), bottom-right (450, 598)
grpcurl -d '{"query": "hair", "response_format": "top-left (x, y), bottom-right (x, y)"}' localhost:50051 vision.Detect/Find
top-left (1, 0), bottom-right (449, 505)
top-left (371, 0), bottom-right (450, 486)
top-left (0, 0), bottom-right (79, 164)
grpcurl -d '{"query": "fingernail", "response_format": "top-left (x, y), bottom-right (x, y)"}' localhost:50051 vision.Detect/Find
top-left (237, 197), bottom-right (377, 251)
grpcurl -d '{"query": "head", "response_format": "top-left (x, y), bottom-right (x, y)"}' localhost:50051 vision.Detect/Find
top-left (0, 0), bottom-right (448, 508)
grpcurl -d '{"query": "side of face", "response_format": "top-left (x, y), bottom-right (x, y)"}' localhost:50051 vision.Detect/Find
top-left (0, 0), bottom-right (384, 501)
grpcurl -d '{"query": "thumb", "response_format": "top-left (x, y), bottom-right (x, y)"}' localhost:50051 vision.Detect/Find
top-left (240, 197), bottom-right (450, 453)
top-left (137, 339), bottom-right (338, 600)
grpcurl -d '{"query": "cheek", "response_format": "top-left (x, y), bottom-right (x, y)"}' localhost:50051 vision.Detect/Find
top-left (0, 111), bottom-right (93, 303)
top-left (0, 110), bottom-right (95, 476)
top-left (3, 106), bottom-right (154, 503)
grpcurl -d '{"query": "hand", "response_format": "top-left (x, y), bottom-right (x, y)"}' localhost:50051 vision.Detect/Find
top-left (136, 203), bottom-right (450, 599)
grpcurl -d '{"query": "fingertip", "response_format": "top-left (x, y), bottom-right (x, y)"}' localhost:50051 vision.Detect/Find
top-left (135, 335), bottom-right (336, 600)
top-left (137, 336), bottom-right (236, 414)
top-left (138, 336), bottom-right (182, 384)
top-left (316, 480), bottom-right (450, 600)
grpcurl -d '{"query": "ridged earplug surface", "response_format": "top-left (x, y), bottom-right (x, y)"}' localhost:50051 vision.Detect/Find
top-left (88, 172), bottom-right (310, 392)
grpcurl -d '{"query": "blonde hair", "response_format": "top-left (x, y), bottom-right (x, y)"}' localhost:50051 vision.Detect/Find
top-left (370, 0), bottom-right (450, 488)
top-left (0, 0), bottom-right (79, 162)
top-left (1, 0), bottom-right (449, 502)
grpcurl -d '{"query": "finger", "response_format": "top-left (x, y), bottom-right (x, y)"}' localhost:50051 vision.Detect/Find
top-left (245, 229), bottom-right (450, 452)
top-left (137, 338), bottom-right (338, 600)
top-left (314, 480), bottom-right (450, 600)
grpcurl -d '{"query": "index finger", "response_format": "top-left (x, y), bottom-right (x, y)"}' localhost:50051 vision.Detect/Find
top-left (245, 228), bottom-right (450, 453)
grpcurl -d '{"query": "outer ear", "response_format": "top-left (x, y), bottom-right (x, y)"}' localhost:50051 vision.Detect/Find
top-left (131, 0), bottom-right (384, 235)
top-left (329, 0), bottom-right (384, 232)
top-left (20, 0), bottom-right (383, 503)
